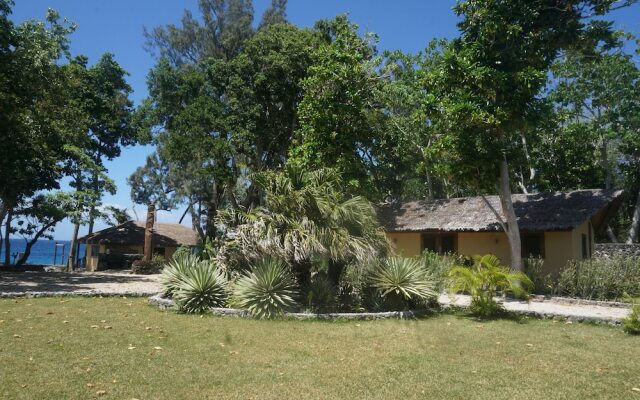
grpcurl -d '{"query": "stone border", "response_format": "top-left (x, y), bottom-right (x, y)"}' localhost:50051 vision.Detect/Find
top-left (148, 294), bottom-right (430, 320)
top-left (529, 295), bottom-right (632, 309)
top-left (0, 290), bottom-right (159, 298)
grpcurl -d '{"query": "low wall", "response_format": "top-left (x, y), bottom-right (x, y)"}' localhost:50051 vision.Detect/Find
top-left (594, 243), bottom-right (640, 258)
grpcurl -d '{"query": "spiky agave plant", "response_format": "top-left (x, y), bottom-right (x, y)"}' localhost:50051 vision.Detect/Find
top-left (160, 252), bottom-right (201, 296)
top-left (172, 260), bottom-right (227, 313)
top-left (368, 257), bottom-right (437, 310)
top-left (231, 258), bottom-right (299, 319)
top-left (448, 254), bottom-right (534, 318)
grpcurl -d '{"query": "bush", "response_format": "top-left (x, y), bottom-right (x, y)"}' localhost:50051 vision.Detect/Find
top-left (304, 273), bottom-right (337, 312)
top-left (556, 256), bottom-right (640, 300)
top-left (420, 251), bottom-right (457, 291)
top-left (231, 258), bottom-right (299, 319)
top-left (524, 257), bottom-right (555, 295)
top-left (172, 260), bottom-right (227, 313)
top-left (161, 253), bottom-right (201, 296)
top-left (131, 260), bottom-right (163, 275)
top-left (368, 257), bottom-right (437, 310)
top-left (448, 254), bottom-right (534, 318)
top-left (623, 304), bottom-right (640, 335)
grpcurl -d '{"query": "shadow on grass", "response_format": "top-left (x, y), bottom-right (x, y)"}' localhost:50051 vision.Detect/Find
top-left (442, 305), bottom-right (531, 324)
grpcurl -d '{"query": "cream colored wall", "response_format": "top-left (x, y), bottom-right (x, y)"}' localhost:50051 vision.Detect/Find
top-left (387, 232), bottom-right (422, 257)
top-left (571, 220), bottom-right (592, 261)
top-left (457, 232), bottom-right (512, 266)
top-left (543, 231), bottom-right (574, 275)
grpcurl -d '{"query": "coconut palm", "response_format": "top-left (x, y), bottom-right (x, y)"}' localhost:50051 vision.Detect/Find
top-left (217, 165), bottom-right (389, 286)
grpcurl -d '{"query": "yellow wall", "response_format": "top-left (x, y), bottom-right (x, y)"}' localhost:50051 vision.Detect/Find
top-left (543, 231), bottom-right (574, 275)
top-left (457, 232), bottom-right (511, 266)
top-left (387, 232), bottom-right (422, 257)
top-left (386, 224), bottom-right (594, 274)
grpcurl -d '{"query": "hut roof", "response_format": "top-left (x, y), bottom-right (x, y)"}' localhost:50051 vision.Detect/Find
top-left (377, 189), bottom-right (624, 234)
top-left (77, 221), bottom-right (198, 247)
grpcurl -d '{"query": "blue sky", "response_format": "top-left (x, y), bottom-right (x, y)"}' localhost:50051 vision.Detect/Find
top-left (9, 0), bottom-right (640, 240)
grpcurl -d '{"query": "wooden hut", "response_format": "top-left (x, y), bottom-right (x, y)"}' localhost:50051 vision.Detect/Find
top-left (377, 189), bottom-right (624, 274)
top-left (78, 221), bottom-right (198, 271)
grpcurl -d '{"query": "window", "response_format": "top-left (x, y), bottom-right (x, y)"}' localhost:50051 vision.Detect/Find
top-left (521, 234), bottom-right (544, 258)
top-left (581, 234), bottom-right (588, 259)
top-left (422, 233), bottom-right (457, 255)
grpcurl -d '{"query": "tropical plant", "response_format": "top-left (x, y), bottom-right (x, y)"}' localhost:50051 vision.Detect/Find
top-left (172, 259), bottom-right (227, 313)
top-left (622, 295), bottom-right (640, 335)
top-left (160, 253), bottom-right (201, 296)
top-left (217, 165), bottom-right (389, 286)
top-left (555, 256), bottom-right (640, 300)
top-left (231, 258), bottom-right (299, 319)
top-left (448, 254), bottom-right (534, 318)
top-left (420, 251), bottom-right (458, 291)
top-left (369, 257), bottom-right (437, 310)
top-left (304, 272), bottom-right (337, 313)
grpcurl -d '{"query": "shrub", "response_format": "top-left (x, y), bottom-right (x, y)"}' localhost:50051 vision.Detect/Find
top-left (231, 258), bottom-right (299, 319)
top-left (131, 260), bottom-right (163, 275)
top-left (448, 254), bottom-right (534, 318)
top-left (420, 251), bottom-right (457, 291)
top-left (556, 256), bottom-right (640, 300)
top-left (524, 257), bottom-right (555, 295)
top-left (368, 257), bottom-right (437, 310)
top-left (160, 253), bottom-right (202, 296)
top-left (172, 260), bottom-right (227, 313)
top-left (304, 272), bottom-right (337, 312)
top-left (623, 304), bottom-right (640, 335)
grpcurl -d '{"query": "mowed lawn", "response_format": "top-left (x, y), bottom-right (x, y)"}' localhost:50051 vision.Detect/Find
top-left (0, 298), bottom-right (638, 400)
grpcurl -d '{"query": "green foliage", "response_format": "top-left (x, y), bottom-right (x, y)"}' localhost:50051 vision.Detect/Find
top-left (523, 257), bottom-right (555, 295)
top-left (556, 256), bottom-right (640, 300)
top-left (218, 165), bottom-right (389, 286)
top-left (231, 258), bottom-right (299, 319)
top-left (160, 253), bottom-right (202, 296)
top-left (131, 259), bottom-right (163, 275)
top-left (622, 295), bottom-right (640, 335)
top-left (369, 257), bottom-right (437, 310)
top-left (419, 251), bottom-right (458, 291)
top-left (172, 260), bottom-right (227, 313)
top-left (304, 273), bottom-right (337, 313)
top-left (448, 254), bottom-right (534, 318)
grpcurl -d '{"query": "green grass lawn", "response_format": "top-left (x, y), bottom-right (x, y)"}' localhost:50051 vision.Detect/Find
top-left (0, 298), bottom-right (638, 399)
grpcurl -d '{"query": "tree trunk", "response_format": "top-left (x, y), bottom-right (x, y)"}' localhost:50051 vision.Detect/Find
top-left (143, 203), bottom-right (155, 261)
top-left (205, 203), bottom-right (217, 238)
top-left (626, 190), bottom-right (640, 244)
top-left (67, 222), bottom-right (80, 271)
top-left (499, 158), bottom-right (523, 272)
top-left (327, 260), bottom-right (344, 287)
top-left (4, 210), bottom-right (12, 266)
top-left (15, 222), bottom-right (58, 267)
top-left (606, 225), bottom-right (618, 243)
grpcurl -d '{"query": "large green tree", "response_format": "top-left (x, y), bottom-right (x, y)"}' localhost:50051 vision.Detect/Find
top-left (424, 0), bottom-right (634, 271)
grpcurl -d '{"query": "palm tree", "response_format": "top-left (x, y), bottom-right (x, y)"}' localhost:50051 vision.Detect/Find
top-left (217, 165), bottom-right (389, 285)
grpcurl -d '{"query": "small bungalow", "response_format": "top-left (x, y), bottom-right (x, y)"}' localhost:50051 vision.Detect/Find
top-left (78, 220), bottom-right (198, 271)
top-left (377, 189), bottom-right (624, 274)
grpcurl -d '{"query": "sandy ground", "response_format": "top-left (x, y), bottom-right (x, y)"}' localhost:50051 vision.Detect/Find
top-left (0, 271), bottom-right (631, 321)
top-left (0, 270), bottom-right (162, 295)
top-left (438, 294), bottom-right (631, 322)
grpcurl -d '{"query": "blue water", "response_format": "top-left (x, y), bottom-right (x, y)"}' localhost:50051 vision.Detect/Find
top-left (0, 239), bottom-right (86, 265)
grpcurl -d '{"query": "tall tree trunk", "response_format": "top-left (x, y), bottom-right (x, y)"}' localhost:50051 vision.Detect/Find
top-left (143, 203), bottom-right (155, 261)
top-left (4, 210), bottom-right (12, 266)
top-left (627, 190), bottom-right (640, 244)
top-left (67, 222), bottom-right (80, 271)
top-left (87, 171), bottom-right (99, 235)
top-left (205, 203), bottom-right (217, 238)
top-left (499, 158), bottom-right (523, 272)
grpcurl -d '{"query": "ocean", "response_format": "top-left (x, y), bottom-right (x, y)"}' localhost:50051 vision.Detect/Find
top-left (0, 239), bottom-right (86, 265)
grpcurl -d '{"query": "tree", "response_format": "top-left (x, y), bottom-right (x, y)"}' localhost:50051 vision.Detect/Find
top-left (0, 3), bottom-right (79, 265)
top-left (217, 165), bottom-right (389, 286)
top-left (290, 16), bottom-right (383, 197)
top-left (425, 0), bottom-right (634, 271)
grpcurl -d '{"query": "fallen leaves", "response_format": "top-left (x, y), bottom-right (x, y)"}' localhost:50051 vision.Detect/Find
top-left (127, 345), bottom-right (136, 350)
top-left (13, 334), bottom-right (21, 338)
top-left (632, 387), bottom-right (640, 393)
top-left (96, 389), bottom-right (107, 396)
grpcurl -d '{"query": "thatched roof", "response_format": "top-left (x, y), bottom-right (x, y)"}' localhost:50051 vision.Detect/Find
top-left (377, 189), bottom-right (624, 234)
top-left (78, 221), bottom-right (198, 247)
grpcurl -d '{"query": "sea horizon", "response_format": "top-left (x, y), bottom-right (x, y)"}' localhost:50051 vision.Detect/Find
top-left (0, 239), bottom-right (86, 266)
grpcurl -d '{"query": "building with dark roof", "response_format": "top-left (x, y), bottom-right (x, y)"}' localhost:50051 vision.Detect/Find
top-left (377, 189), bottom-right (624, 273)
top-left (78, 221), bottom-right (198, 271)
